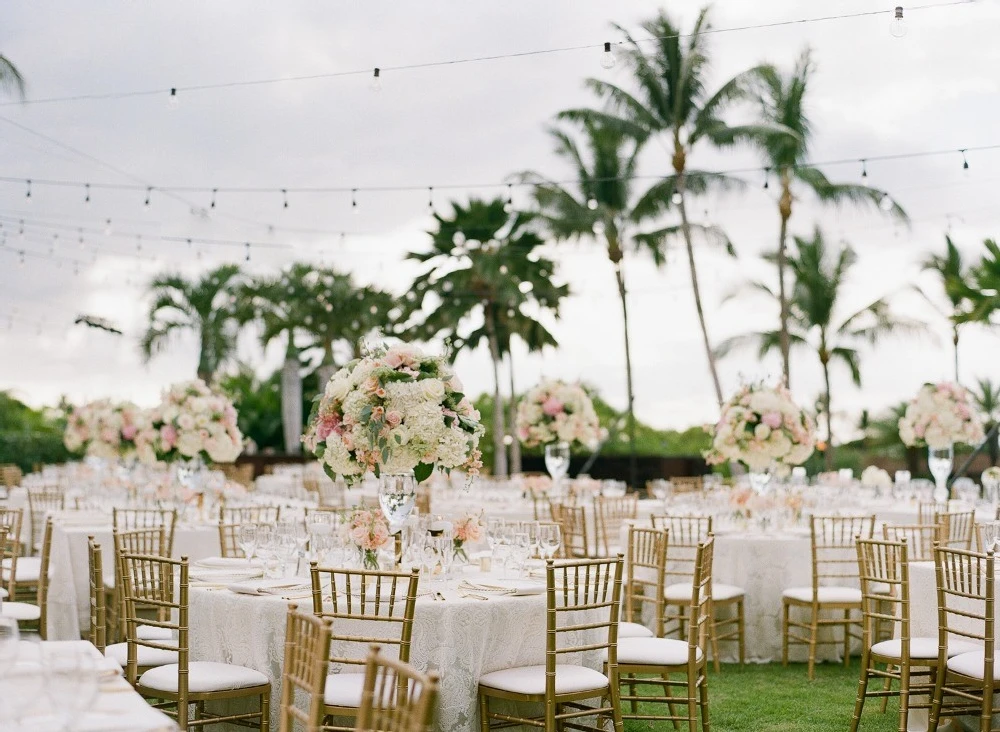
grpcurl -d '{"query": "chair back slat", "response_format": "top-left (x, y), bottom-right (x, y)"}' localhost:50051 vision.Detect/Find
top-left (88, 535), bottom-right (107, 653)
top-left (937, 511), bottom-right (976, 550)
top-left (810, 515), bottom-right (875, 593)
top-left (685, 536), bottom-right (715, 663)
top-left (310, 564), bottom-right (420, 673)
top-left (550, 503), bottom-right (589, 558)
top-left (857, 537), bottom-right (911, 653)
top-left (651, 514), bottom-right (712, 588)
top-left (26, 487), bottom-right (64, 553)
top-left (112, 508), bottom-right (177, 555)
top-left (882, 523), bottom-right (937, 561)
top-left (0, 508), bottom-right (24, 596)
top-left (934, 545), bottom-right (994, 654)
top-left (219, 505), bottom-right (281, 525)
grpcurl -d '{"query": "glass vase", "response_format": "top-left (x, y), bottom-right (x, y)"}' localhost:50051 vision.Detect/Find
top-left (544, 442), bottom-right (571, 496)
top-left (928, 444), bottom-right (953, 502)
top-left (378, 472), bottom-right (417, 530)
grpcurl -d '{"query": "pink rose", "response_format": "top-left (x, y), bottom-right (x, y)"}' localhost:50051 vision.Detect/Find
top-left (762, 412), bottom-right (782, 429)
top-left (542, 398), bottom-right (564, 417)
top-left (362, 376), bottom-right (379, 393)
top-left (385, 351), bottom-right (404, 369)
top-left (161, 425), bottom-right (177, 448)
top-left (386, 411), bottom-right (402, 427)
top-left (121, 424), bottom-right (137, 440)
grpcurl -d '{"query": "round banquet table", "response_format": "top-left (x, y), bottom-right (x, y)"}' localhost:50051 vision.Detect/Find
top-left (187, 566), bottom-right (606, 732)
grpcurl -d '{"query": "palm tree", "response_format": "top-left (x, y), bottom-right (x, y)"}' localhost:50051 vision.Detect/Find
top-left (0, 55), bottom-right (25, 99)
top-left (971, 377), bottom-right (1000, 466)
top-left (957, 239), bottom-right (1000, 326)
top-left (918, 236), bottom-right (975, 381)
top-left (716, 228), bottom-right (924, 468)
top-left (405, 198), bottom-right (567, 478)
top-left (141, 264), bottom-right (244, 382)
top-left (523, 118), bottom-right (674, 487)
top-left (241, 264), bottom-right (392, 454)
top-left (752, 49), bottom-right (908, 384)
top-left (561, 8), bottom-right (782, 408)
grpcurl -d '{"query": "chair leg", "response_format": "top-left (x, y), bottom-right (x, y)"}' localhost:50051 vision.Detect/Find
top-left (737, 599), bottom-right (746, 665)
top-left (897, 662), bottom-right (909, 732)
top-left (782, 601), bottom-right (790, 667)
top-left (479, 692), bottom-right (491, 732)
top-left (688, 688), bottom-right (698, 732)
top-left (880, 664), bottom-right (894, 714)
top-left (709, 601), bottom-right (721, 673)
top-left (260, 689), bottom-right (270, 732)
top-left (850, 649), bottom-right (871, 732)
top-left (664, 672), bottom-right (681, 731)
top-left (843, 609), bottom-right (852, 667)
top-left (609, 683), bottom-right (624, 732)
top-left (807, 606), bottom-right (819, 680)
top-left (927, 664), bottom-right (945, 732)
top-left (699, 677), bottom-right (710, 732)
top-left (627, 673), bottom-right (638, 715)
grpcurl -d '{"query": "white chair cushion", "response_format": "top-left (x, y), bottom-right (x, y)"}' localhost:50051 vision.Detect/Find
top-left (139, 661), bottom-right (269, 694)
top-left (947, 651), bottom-right (1000, 680)
top-left (612, 637), bottom-right (704, 666)
top-left (0, 602), bottom-right (40, 621)
top-left (664, 582), bottom-right (745, 602)
top-left (323, 672), bottom-right (366, 708)
top-left (0, 588), bottom-right (7, 599)
top-left (105, 641), bottom-right (178, 668)
top-left (137, 625), bottom-right (175, 641)
top-left (782, 586), bottom-right (862, 604)
top-left (618, 622), bottom-right (654, 639)
top-left (2, 556), bottom-right (40, 582)
top-left (479, 665), bottom-right (610, 696)
top-left (871, 637), bottom-right (980, 660)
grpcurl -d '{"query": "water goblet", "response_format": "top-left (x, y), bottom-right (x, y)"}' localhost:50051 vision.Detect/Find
top-left (512, 531), bottom-right (531, 577)
top-left (237, 524), bottom-right (258, 565)
top-left (540, 524), bottom-right (562, 560)
top-left (44, 645), bottom-right (100, 731)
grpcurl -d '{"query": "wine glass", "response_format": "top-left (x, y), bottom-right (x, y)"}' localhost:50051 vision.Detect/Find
top-left (237, 524), bottom-right (258, 565)
top-left (544, 442), bottom-right (571, 489)
top-left (44, 645), bottom-right (100, 730)
top-left (540, 524), bottom-right (562, 560)
top-left (512, 531), bottom-right (531, 578)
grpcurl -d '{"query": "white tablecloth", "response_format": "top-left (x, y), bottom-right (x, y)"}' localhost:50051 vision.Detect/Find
top-left (188, 566), bottom-right (604, 731)
top-left (0, 640), bottom-right (177, 731)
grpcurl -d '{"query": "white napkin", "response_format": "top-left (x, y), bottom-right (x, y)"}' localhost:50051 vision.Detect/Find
top-left (227, 578), bottom-right (312, 596)
top-left (194, 557), bottom-right (258, 569)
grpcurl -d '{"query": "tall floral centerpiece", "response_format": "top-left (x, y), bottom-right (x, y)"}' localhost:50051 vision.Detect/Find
top-left (898, 382), bottom-right (984, 501)
top-left (303, 345), bottom-right (484, 528)
top-left (64, 400), bottom-right (157, 464)
top-left (706, 382), bottom-right (816, 494)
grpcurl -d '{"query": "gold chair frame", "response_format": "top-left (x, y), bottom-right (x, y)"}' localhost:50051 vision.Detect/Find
top-left (88, 535), bottom-right (108, 653)
top-left (594, 495), bottom-right (638, 557)
top-left (25, 486), bottom-right (64, 555)
top-left (279, 603), bottom-right (333, 732)
top-left (355, 644), bottom-right (439, 732)
top-left (219, 506), bottom-right (281, 526)
top-left (882, 524), bottom-right (938, 561)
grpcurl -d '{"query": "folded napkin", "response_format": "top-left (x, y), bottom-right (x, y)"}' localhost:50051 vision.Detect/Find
top-left (195, 557), bottom-right (259, 569)
top-left (227, 578), bottom-right (313, 596)
top-left (190, 566), bottom-right (263, 583)
top-left (459, 579), bottom-right (545, 596)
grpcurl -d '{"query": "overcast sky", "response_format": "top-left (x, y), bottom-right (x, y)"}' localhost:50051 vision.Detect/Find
top-left (0, 0), bottom-right (998, 435)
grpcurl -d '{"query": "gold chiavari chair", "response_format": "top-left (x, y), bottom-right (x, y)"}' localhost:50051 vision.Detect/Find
top-left (936, 510), bottom-right (975, 550)
top-left (782, 514), bottom-right (875, 679)
top-left (121, 552), bottom-right (271, 730)
top-left (354, 645), bottom-right (439, 732)
top-left (927, 545), bottom-right (998, 731)
top-left (218, 524), bottom-right (243, 558)
top-left (653, 514), bottom-right (746, 670)
top-left (672, 476), bottom-right (704, 494)
top-left (309, 564), bottom-right (421, 731)
top-left (25, 486), bottom-right (64, 554)
top-left (111, 526), bottom-right (173, 645)
top-left (549, 502), bottom-right (590, 558)
top-left (852, 537), bottom-right (980, 732)
top-left (279, 603), bottom-right (333, 732)
top-left (113, 508), bottom-right (177, 555)
top-left (0, 464), bottom-right (22, 487)
top-left (620, 526), bottom-right (667, 640)
top-left (613, 536), bottom-right (713, 729)
top-left (0, 507), bottom-right (28, 599)
top-left (882, 524), bottom-right (938, 561)
top-left (918, 502), bottom-right (944, 525)
top-left (88, 535), bottom-right (108, 653)
top-left (478, 556), bottom-right (625, 732)
top-left (34, 517), bottom-right (54, 639)
top-left (219, 506), bottom-right (281, 526)
top-left (594, 495), bottom-right (638, 556)
top-left (0, 525), bottom-right (41, 628)
top-left (217, 463), bottom-right (254, 488)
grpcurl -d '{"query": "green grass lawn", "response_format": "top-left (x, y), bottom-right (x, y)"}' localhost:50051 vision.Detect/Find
top-left (623, 661), bottom-right (901, 732)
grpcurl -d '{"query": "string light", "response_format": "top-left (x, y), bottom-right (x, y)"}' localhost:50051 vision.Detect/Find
top-left (587, 198), bottom-right (598, 210)
top-left (503, 184), bottom-right (514, 213)
top-left (244, 242), bottom-right (251, 262)
top-left (600, 42), bottom-right (616, 69)
top-left (210, 188), bottom-right (217, 209)
top-left (168, 87), bottom-right (179, 109)
top-left (103, 219), bottom-right (112, 236)
top-left (84, 183), bottom-right (91, 206)
top-left (281, 188), bottom-right (289, 209)
top-left (879, 193), bottom-right (893, 211)
top-left (351, 188), bottom-right (359, 215)
top-left (961, 149), bottom-right (969, 169)
top-left (25, 179), bottom-right (31, 202)
top-left (427, 186), bottom-right (434, 212)
top-left (763, 167), bottom-right (770, 189)
top-left (143, 186), bottom-right (152, 209)
top-left (861, 159), bottom-right (868, 179)
top-left (592, 220), bottom-right (606, 235)
top-left (890, 6), bottom-right (907, 37)
top-left (671, 192), bottom-right (683, 205)
top-left (370, 67), bottom-right (382, 92)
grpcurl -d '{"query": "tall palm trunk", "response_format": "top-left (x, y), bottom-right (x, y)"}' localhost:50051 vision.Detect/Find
top-left (607, 233), bottom-right (638, 490)
top-left (820, 343), bottom-right (833, 470)
top-left (507, 355), bottom-right (521, 475)
top-left (281, 342), bottom-right (303, 455)
top-left (197, 332), bottom-right (212, 383)
top-left (673, 152), bottom-right (724, 408)
top-left (777, 170), bottom-right (793, 385)
top-left (316, 341), bottom-right (337, 389)
top-left (485, 308), bottom-right (508, 478)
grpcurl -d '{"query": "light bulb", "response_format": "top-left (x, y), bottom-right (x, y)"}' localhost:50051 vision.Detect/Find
top-left (593, 220), bottom-right (606, 235)
top-left (370, 67), bottom-right (382, 92)
top-left (103, 219), bottom-right (113, 236)
top-left (168, 87), bottom-right (179, 109)
top-left (671, 192), bottom-right (683, 205)
top-left (587, 198), bottom-right (598, 210)
top-left (600, 42), bottom-right (616, 69)
top-left (890, 6), bottom-right (907, 37)
top-left (879, 193), bottom-right (893, 211)
top-left (84, 184), bottom-right (91, 206)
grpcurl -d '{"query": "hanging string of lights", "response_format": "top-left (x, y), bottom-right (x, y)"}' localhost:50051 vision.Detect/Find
top-left (0, 2), bottom-right (973, 109)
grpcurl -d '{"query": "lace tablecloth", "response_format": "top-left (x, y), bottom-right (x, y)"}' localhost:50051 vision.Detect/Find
top-left (188, 569), bottom-right (605, 731)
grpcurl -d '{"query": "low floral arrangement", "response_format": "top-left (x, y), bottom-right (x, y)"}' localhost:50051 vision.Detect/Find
top-left (705, 382), bottom-right (816, 473)
top-left (898, 382), bottom-right (984, 449)
top-left (860, 466), bottom-right (892, 491)
top-left (515, 380), bottom-right (602, 450)
top-left (729, 485), bottom-right (803, 522)
top-left (64, 400), bottom-right (157, 462)
top-left (452, 513), bottom-right (483, 562)
top-left (341, 508), bottom-right (392, 570)
top-left (303, 344), bottom-right (484, 485)
top-left (522, 474), bottom-right (553, 497)
top-left (150, 380), bottom-right (243, 464)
